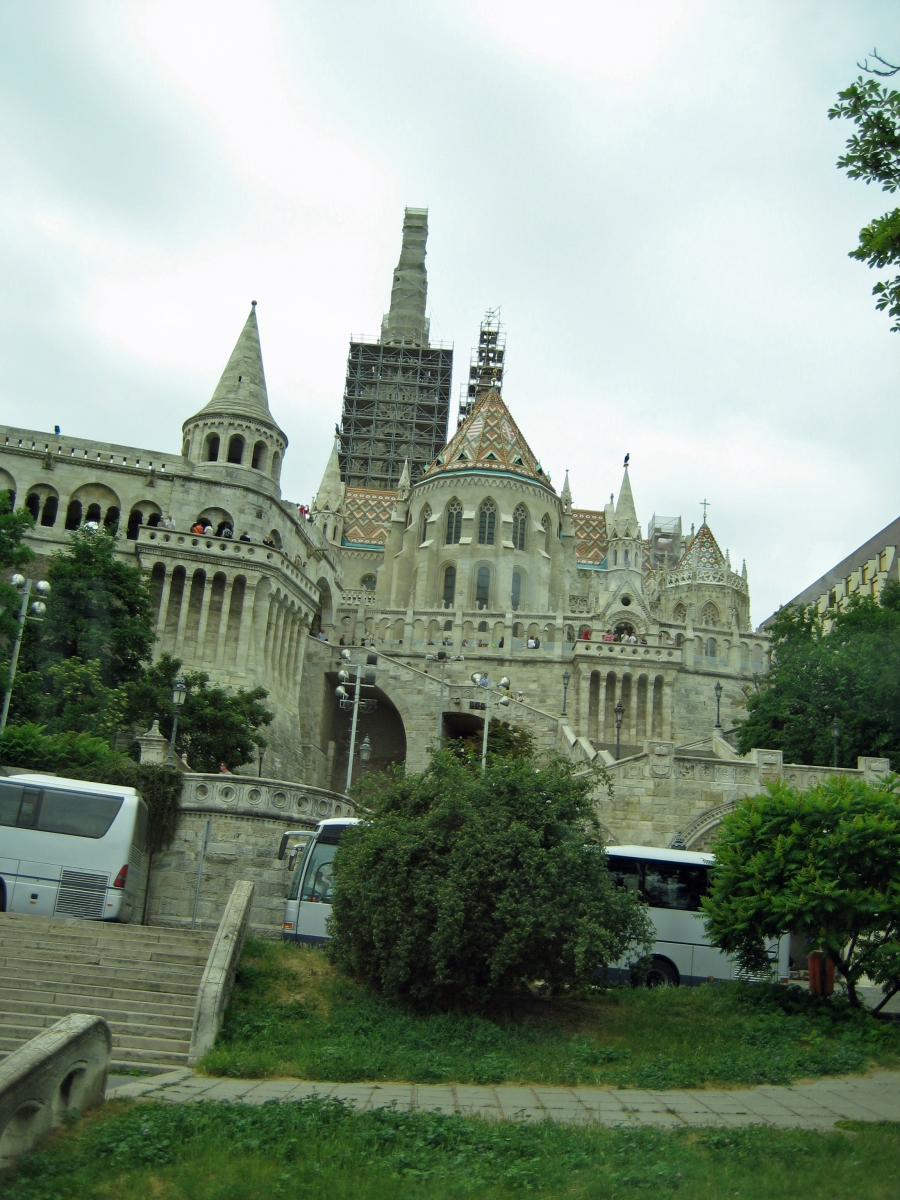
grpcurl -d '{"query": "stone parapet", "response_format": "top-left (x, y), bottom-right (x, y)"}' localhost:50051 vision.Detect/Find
top-left (181, 773), bottom-right (356, 824)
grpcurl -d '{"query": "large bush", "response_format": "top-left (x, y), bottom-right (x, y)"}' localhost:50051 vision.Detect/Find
top-left (327, 751), bottom-right (652, 1008)
top-left (703, 774), bottom-right (900, 1010)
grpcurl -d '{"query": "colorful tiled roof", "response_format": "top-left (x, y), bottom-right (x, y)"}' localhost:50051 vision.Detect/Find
top-left (342, 488), bottom-right (395, 547)
top-left (573, 508), bottom-right (608, 566)
top-left (422, 391), bottom-right (553, 489)
top-left (678, 522), bottom-right (726, 569)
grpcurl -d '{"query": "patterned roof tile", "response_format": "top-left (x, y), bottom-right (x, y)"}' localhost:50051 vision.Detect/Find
top-left (573, 508), bottom-right (608, 566)
top-left (342, 488), bottom-right (395, 546)
top-left (423, 390), bottom-right (553, 488)
top-left (678, 522), bottom-right (726, 569)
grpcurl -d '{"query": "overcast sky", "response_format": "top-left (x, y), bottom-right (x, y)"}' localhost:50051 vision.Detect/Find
top-left (0, 1), bottom-right (898, 624)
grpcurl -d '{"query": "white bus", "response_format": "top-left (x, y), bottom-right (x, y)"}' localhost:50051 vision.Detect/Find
top-left (0, 774), bottom-right (149, 923)
top-left (607, 845), bottom-right (790, 986)
top-left (280, 818), bottom-right (359, 944)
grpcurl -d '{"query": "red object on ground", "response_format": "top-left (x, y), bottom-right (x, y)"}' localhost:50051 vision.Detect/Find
top-left (808, 951), bottom-right (835, 996)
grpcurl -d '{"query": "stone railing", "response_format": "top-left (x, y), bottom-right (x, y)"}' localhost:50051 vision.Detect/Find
top-left (576, 639), bottom-right (683, 665)
top-left (188, 880), bottom-right (254, 1065)
top-left (0, 1015), bottom-right (111, 1168)
top-left (181, 774), bottom-right (356, 825)
top-left (340, 589), bottom-right (377, 606)
top-left (665, 567), bottom-right (748, 594)
top-left (1, 427), bottom-right (174, 473)
top-left (138, 526), bottom-right (318, 604)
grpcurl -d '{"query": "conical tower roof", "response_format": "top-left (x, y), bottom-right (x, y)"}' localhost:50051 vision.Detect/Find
top-left (422, 390), bottom-right (553, 490)
top-left (678, 521), bottom-right (726, 569)
top-left (609, 466), bottom-right (639, 536)
top-left (314, 437), bottom-right (344, 512)
top-left (187, 303), bottom-right (281, 428)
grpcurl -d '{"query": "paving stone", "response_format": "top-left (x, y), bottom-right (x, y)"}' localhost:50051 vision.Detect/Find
top-left (454, 1086), bottom-right (502, 1116)
top-left (366, 1086), bottom-right (415, 1111)
top-left (413, 1086), bottom-right (457, 1115)
top-left (493, 1087), bottom-right (545, 1121)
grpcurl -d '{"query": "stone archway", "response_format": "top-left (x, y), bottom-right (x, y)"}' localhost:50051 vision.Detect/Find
top-left (326, 680), bottom-right (407, 792)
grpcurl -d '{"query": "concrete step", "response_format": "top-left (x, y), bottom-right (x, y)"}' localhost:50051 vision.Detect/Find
top-left (0, 938), bottom-right (212, 968)
top-left (0, 913), bottom-right (213, 943)
top-left (0, 1034), bottom-right (190, 1068)
top-left (1, 1017), bottom-right (192, 1056)
top-left (0, 985), bottom-right (196, 1017)
top-left (0, 997), bottom-right (194, 1031)
top-left (0, 955), bottom-right (206, 987)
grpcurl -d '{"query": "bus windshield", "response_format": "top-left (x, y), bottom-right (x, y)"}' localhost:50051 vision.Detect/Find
top-left (0, 781), bottom-right (124, 839)
top-left (300, 842), bottom-right (337, 904)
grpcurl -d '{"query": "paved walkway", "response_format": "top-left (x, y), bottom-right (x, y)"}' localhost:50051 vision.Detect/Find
top-left (107, 1069), bottom-right (900, 1130)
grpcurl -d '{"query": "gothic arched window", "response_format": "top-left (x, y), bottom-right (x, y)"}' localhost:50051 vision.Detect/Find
top-left (478, 499), bottom-right (496, 546)
top-left (442, 565), bottom-right (457, 607)
top-left (445, 499), bottom-right (462, 545)
top-left (673, 603), bottom-right (687, 623)
top-left (511, 570), bottom-right (523, 611)
top-left (541, 514), bottom-right (551, 554)
top-left (701, 602), bottom-right (719, 627)
top-left (419, 504), bottom-right (432, 545)
top-left (706, 637), bottom-right (717, 658)
top-left (475, 566), bottom-right (490, 608)
top-left (360, 574), bottom-right (376, 591)
top-left (512, 504), bottom-right (527, 551)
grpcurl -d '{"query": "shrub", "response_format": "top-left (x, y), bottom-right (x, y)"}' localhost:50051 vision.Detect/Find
top-left (703, 774), bottom-right (900, 1010)
top-left (328, 750), bottom-right (652, 1008)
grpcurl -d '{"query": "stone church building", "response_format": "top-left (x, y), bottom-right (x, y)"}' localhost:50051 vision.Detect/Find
top-left (4, 208), bottom-right (848, 850)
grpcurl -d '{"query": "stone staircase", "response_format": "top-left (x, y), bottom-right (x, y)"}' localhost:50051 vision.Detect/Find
top-left (0, 913), bottom-right (215, 1072)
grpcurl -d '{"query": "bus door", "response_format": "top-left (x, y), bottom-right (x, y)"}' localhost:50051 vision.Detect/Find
top-left (9, 861), bottom-right (61, 917)
top-left (640, 858), bottom-right (731, 984)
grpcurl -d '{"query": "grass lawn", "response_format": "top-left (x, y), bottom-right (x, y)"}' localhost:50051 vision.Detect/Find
top-left (3, 1099), bottom-right (900, 1200)
top-left (198, 940), bottom-right (900, 1089)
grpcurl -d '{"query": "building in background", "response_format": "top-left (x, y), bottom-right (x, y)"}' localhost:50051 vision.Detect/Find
top-left (764, 516), bottom-right (900, 629)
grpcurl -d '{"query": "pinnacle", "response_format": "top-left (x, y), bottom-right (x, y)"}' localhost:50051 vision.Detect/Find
top-left (612, 464), bottom-right (638, 532)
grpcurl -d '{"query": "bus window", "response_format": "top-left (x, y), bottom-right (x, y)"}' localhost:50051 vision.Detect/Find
top-left (607, 855), bottom-right (642, 895)
top-left (0, 782), bottom-right (24, 825)
top-left (300, 842), bottom-right (337, 904)
top-left (37, 790), bottom-right (124, 838)
top-left (133, 801), bottom-right (149, 853)
top-left (641, 861), bottom-right (709, 911)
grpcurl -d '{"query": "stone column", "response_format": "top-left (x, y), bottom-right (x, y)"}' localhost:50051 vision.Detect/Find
top-left (194, 576), bottom-right (215, 668)
top-left (173, 570), bottom-right (194, 659)
top-left (662, 676), bottom-right (675, 741)
top-left (154, 569), bottom-right (173, 647)
top-left (215, 577), bottom-right (235, 670)
top-left (235, 579), bottom-right (258, 675)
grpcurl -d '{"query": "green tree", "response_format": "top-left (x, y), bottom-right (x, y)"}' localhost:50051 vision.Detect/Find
top-left (328, 750), bottom-right (652, 1009)
top-left (450, 717), bottom-right (537, 763)
top-left (34, 525), bottom-right (155, 687)
top-left (124, 654), bottom-right (273, 772)
top-left (737, 593), bottom-right (900, 766)
top-left (0, 492), bottom-right (35, 688)
top-left (703, 775), bottom-right (900, 1010)
top-left (829, 64), bottom-right (900, 331)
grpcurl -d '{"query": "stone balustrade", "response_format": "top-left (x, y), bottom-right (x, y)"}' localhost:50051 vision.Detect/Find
top-left (0, 1015), bottom-right (111, 1169)
top-left (181, 773), bottom-right (356, 824)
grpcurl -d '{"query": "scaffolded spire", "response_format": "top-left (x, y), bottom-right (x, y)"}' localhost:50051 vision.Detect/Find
top-left (458, 309), bottom-right (506, 426)
top-left (381, 208), bottom-right (430, 347)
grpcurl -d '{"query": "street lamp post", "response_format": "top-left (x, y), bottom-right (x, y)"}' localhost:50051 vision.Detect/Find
top-left (166, 676), bottom-right (187, 767)
top-left (426, 650), bottom-right (464, 746)
top-left (0, 575), bottom-right (50, 733)
top-left (714, 680), bottom-right (723, 730)
top-left (614, 698), bottom-right (624, 760)
top-left (359, 735), bottom-right (372, 777)
top-left (336, 648), bottom-right (378, 790)
top-left (832, 715), bottom-right (841, 769)
top-left (471, 672), bottom-right (511, 772)
top-left (562, 668), bottom-right (571, 716)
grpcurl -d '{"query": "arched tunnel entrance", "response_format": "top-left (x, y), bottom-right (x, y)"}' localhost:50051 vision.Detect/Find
top-left (324, 677), bottom-right (407, 792)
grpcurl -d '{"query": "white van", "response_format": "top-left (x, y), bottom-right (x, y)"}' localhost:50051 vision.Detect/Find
top-left (0, 774), bottom-right (149, 922)
top-left (607, 844), bottom-right (789, 986)
top-left (280, 818), bottom-right (359, 944)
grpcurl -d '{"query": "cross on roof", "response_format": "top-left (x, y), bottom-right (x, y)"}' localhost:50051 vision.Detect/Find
top-left (700, 498), bottom-right (710, 522)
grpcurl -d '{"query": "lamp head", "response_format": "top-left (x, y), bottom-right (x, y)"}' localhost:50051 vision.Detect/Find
top-left (335, 685), bottom-right (348, 699)
top-left (360, 735), bottom-right (371, 764)
top-left (498, 695), bottom-right (510, 707)
top-left (340, 648), bottom-right (352, 662)
top-left (34, 580), bottom-right (51, 596)
top-left (714, 680), bottom-right (723, 701)
top-left (29, 600), bottom-right (46, 617)
top-left (562, 669), bottom-right (571, 685)
top-left (172, 677), bottom-right (187, 706)
top-left (10, 574), bottom-right (25, 589)
top-left (337, 669), bottom-right (350, 683)
top-left (499, 676), bottom-right (510, 690)
top-left (471, 672), bottom-right (483, 685)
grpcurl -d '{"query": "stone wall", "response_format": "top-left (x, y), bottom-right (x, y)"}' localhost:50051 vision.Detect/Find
top-left (588, 736), bottom-right (891, 849)
top-left (146, 773), bottom-right (354, 935)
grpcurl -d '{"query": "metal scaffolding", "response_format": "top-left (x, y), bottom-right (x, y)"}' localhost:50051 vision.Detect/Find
top-left (339, 338), bottom-right (453, 490)
top-left (647, 515), bottom-right (684, 570)
top-left (458, 310), bottom-right (505, 427)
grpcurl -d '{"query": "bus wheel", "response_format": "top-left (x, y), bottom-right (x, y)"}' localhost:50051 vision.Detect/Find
top-left (645, 958), bottom-right (678, 988)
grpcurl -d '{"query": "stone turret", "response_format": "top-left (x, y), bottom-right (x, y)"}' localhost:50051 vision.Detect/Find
top-left (380, 208), bottom-right (430, 348)
top-left (182, 303), bottom-right (287, 494)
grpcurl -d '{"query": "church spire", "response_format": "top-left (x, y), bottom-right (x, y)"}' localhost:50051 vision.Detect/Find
top-left (381, 208), bottom-right (430, 347)
top-left (561, 469), bottom-right (572, 514)
top-left (314, 436), bottom-right (344, 514)
top-left (611, 463), bottom-right (639, 537)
